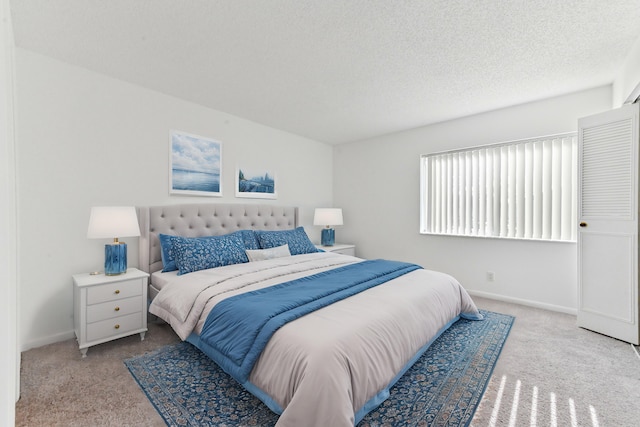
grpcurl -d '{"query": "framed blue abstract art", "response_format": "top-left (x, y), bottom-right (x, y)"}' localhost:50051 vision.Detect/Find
top-left (236, 166), bottom-right (277, 199)
top-left (169, 130), bottom-right (222, 197)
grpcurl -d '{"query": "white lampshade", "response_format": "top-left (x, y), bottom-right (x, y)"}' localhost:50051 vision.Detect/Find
top-left (87, 206), bottom-right (141, 240)
top-left (313, 208), bottom-right (343, 227)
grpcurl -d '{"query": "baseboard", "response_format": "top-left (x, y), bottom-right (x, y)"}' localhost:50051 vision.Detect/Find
top-left (20, 330), bottom-right (75, 353)
top-left (467, 290), bottom-right (577, 316)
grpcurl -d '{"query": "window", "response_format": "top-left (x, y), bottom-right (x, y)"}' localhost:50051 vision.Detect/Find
top-left (420, 133), bottom-right (577, 241)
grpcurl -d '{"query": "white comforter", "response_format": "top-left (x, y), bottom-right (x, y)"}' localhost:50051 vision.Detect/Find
top-left (149, 252), bottom-right (481, 427)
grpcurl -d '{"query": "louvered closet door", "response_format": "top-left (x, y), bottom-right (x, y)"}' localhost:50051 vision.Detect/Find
top-left (577, 103), bottom-right (639, 344)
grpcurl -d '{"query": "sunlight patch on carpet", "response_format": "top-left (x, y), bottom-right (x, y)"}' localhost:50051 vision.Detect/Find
top-left (485, 374), bottom-right (601, 427)
top-left (125, 309), bottom-right (513, 427)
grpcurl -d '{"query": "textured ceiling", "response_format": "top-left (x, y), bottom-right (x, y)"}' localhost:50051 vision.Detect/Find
top-left (10, 0), bottom-right (640, 144)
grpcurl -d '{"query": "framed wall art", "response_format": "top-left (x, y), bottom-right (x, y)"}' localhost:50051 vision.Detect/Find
top-left (236, 166), bottom-right (277, 199)
top-left (169, 130), bottom-right (222, 197)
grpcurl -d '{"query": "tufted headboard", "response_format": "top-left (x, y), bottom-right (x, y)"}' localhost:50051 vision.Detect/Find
top-left (138, 203), bottom-right (299, 275)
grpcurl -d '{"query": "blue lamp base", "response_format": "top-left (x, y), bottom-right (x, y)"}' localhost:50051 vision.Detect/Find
top-left (321, 228), bottom-right (335, 246)
top-left (105, 243), bottom-right (127, 275)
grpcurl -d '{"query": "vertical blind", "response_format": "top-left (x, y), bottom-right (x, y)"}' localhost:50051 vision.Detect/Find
top-left (420, 133), bottom-right (577, 241)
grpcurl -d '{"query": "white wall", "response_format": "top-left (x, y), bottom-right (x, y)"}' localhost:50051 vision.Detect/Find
top-left (15, 49), bottom-right (333, 350)
top-left (334, 86), bottom-right (613, 313)
top-left (0, 0), bottom-right (18, 421)
top-left (613, 34), bottom-right (640, 106)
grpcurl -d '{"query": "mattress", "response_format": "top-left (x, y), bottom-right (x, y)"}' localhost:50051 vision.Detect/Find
top-left (149, 270), bottom-right (178, 300)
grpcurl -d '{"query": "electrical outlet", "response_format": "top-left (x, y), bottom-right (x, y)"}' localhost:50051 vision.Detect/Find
top-left (486, 271), bottom-right (495, 282)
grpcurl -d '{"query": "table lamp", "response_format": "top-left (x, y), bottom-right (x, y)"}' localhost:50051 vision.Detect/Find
top-left (313, 208), bottom-right (343, 246)
top-left (87, 206), bottom-right (141, 275)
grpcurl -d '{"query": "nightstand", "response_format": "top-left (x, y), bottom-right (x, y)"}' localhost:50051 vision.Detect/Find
top-left (73, 268), bottom-right (149, 358)
top-left (315, 243), bottom-right (356, 256)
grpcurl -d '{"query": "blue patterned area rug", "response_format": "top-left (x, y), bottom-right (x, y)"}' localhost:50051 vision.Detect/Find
top-left (125, 310), bottom-right (513, 427)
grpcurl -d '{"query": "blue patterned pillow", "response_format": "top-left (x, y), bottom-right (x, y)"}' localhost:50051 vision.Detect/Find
top-left (159, 234), bottom-right (179, 272)
top-left (159, 231), bottom-right (259, 272)
top-left (254, 227), bottom-right (318, 255)
top-left (234, 229), bottom-right (260, 250)
top-left (171, 233), bottom-right (249, 275)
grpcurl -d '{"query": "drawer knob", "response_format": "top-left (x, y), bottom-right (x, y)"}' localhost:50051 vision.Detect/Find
top-left (114, 324), bottom-right (120, 329)
top-left (114, 289), bottom-right (120, 294)
top-left (114, 306), bottom-right (120, 312)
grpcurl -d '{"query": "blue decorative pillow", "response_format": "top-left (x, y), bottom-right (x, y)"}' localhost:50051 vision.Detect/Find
top-left (159, 230), bottom-right (259, 272)
top-left (159, 234), bottom-right (179, 272)
top-left (171, 233), bottom-right (249, 275)
top-left (254, 227), bottom-right (318, 255)
top-left (234, 229), bottom-right (260, 250)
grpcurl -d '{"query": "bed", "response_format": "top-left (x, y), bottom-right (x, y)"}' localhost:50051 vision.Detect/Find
top-left (138, 203), bottom-right (482, 427)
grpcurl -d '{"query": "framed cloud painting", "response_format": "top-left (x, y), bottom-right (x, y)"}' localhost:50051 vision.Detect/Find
top-left (169, 130), bottom-right (222, 196)
top-left (236, 166), bottom-right (277, 199)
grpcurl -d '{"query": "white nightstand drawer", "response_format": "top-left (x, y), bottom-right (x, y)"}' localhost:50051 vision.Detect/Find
top-left (86, 312), bottom-right (143, 342)
top-left (86, 279), bottom-right (142, 305)
top-left (86, 295), bottom-right (143, 324)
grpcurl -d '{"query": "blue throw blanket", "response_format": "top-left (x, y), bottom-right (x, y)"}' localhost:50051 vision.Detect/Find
top-left (199, 259), bottom-right (422, 383)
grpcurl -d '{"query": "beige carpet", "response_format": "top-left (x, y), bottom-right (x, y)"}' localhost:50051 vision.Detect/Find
top-left (471, 298), bottom-right (640, 427)
top-left (15, 297), bottom-right (640, 426)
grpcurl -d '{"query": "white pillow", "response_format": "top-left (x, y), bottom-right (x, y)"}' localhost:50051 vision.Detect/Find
top-left (245, 244), bottom-right (291, 262)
